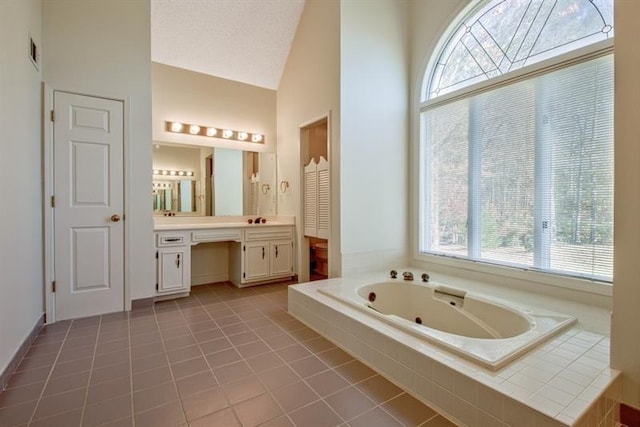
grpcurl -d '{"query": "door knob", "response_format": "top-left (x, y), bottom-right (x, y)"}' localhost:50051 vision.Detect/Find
top-left (110, 214), bottom-right (121, 222)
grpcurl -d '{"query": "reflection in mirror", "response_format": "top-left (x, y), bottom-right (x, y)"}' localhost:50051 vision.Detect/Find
top-left (152, 180), bottom-right (196, 212)
top-left (152, 143), bottom-right (277, 216)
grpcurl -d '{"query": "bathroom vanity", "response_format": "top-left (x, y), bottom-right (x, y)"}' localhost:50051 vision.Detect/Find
top-left (154, 216), bottom-right (295, 298)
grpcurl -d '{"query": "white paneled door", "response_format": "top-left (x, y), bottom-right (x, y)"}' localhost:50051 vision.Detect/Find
top-left (53, 92), bottom-right (124, 320)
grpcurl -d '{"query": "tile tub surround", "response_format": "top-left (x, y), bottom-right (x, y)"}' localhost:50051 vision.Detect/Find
top-left (289, 278), bottom-right (621, 427)
top-left (0, 282), bottom-right (455, 427)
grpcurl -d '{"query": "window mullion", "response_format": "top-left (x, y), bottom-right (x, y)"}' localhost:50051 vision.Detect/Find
top-left (534, 80), bottom-right (552, 269)
top-left (468, 98), bottom-right (482, 259)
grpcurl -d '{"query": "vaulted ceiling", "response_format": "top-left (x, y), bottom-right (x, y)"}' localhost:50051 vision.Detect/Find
top-left (151, 0), bottom-right (306, 90)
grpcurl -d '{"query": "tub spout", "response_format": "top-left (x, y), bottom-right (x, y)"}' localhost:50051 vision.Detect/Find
top-left (389, 270), bottom-right (398, 279)
top-left (421, 273), bottom-right (430, 283)
top-left (402, 271), bottom-right (414, 281)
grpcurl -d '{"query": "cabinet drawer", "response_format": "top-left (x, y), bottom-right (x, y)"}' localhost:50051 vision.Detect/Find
top-left (156, 232), bottom-right (189, 247)
top-left (192, 228), bottom-right (242, 243)
top-left (245, 226), bottom-right (293, 242)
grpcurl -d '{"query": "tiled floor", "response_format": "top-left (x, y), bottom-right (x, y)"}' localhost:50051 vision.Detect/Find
top-left (0, 281), bottom-right (456, 427)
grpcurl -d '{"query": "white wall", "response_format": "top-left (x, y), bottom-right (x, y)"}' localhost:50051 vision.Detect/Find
top-left (42, 0), bottom-right (154, 300)
top-left (0, 0), bottom-right (44, 377)
top-left (152, 63), bottom-right (277, 154)
top-left (277, 0), bottom-right (342, 277)
top-left (339, 0), bottom-right (410, 275)
top-left (153, 145), bottom-right (203, 180)
top-left (612, 0), bottom-right (640, 408)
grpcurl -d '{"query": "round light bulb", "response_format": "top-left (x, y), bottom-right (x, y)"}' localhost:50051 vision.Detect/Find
top-left (223, 129), bottom-right (233, 139)
top-left (189, 125), bottom-right (200, 135)
top-left (170, 122), bottom-right (183, 133)
top-left (170, 170), bottom-right (176, 176)
top-left (206, 127), bottom-right (217, 137)
top-left (153, 169), bottom-right (160, 175)
top-left (238, 132), bottom-right (248, 141)
top-left (187, 171), bottom-right (194, 176)
top-left (178, 171), bottom-right (185, 176)
top-left (162, 170), bottom-right (169, 175)
top-left (251, 134), bottom-right (263, 143)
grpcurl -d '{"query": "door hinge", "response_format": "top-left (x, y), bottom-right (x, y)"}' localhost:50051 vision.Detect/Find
top-left (155, 251), bottom-right (158, 259)
top-left (50, 196), bottom-right (55, 208)
top-left (50, 110), bottom-right (55, 122)
top-left (243, 272), bottom-right (246, 278)
top-left (155, 283), bottom-right (158, 291)
top-left (51, 281), bottom-right (56, 293)
top-left (243, 245), bottom-right (245, 251)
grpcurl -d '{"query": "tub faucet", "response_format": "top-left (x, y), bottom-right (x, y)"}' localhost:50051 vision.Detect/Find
top-left (389, 270), bottom-right (398, 279)
top-left (402, 271), bottom-right (414, 281)
top-left (421, 273), bottom-right (430, 283)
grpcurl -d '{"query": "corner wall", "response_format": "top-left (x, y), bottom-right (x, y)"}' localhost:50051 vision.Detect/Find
top-left (42, 0), bottom-right (153, 300)
top-left (277, 0), bottom-right (341, 276)
top-left (612, 0), bottom-right (640, 409)
top-left (339, 0), bottom-right (410, 276)
top-left (0, 0), bottom-right (45, 377)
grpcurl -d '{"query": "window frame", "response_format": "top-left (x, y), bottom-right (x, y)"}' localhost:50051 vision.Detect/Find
top-left (414, 12), bottom-right (614, 295)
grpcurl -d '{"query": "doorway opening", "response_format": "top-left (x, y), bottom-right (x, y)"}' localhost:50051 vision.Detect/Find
top-left (300, 116), bottom-right (329, 282)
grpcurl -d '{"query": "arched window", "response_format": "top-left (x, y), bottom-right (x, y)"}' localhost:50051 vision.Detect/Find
top-left (419, 0), bottom-right (614, 282)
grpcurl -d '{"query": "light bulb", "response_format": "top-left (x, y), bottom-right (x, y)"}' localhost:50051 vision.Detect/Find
top-left (178, 171), bottom-right (185, 176)
top-left (170, 122), bottom-right (183, 133)
top-left (206, 127), bottom-right (217, 137)
top-left (189, 125), bottom-right (200, 135)
top-left (187, 171), bottom-right (194, 176)
top-left (153, 169), bottom-right (160, 175)
top-left (238, 132), bottom-right (248, 141)
top-left (251, 134), bottom-right (263, 143)
top-left (170, 170), bottom-right (176, 176)
top-left (223, 129), bottom-right (233, 139)
top-left (162, 170), bottom-right (169, 175)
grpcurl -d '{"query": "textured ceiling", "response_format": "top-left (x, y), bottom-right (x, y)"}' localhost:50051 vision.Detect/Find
top-left (151, 0), bottom-right (305, 90)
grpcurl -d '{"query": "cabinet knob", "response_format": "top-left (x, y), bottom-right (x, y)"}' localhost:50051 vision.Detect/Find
top-left (110, 214), bottom-right (121, 222)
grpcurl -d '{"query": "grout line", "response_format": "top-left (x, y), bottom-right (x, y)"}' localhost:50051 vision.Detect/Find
top-left (127, 311), bottom-right (136, 427)
top-left (24, 320), bottom-right (73, 426)
top-left (78, 316), bottom-right (103, 426)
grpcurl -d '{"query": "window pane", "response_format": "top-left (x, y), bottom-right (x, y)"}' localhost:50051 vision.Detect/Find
top-left (422, 55), bottom-right (613, 281)
top-left (546, 56), bottom-right (614, 279)
top-left (427, 0), bottom-right (614, 100)
top-left (475, 85), bottom-right (536, 265)
top-left (422, 102), bottom-right (469, 256)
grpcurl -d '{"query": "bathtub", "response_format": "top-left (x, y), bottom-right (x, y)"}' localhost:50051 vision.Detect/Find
top-left (318, 279), bottom-right (577, 370)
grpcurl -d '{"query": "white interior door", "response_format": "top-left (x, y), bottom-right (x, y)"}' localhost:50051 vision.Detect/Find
top-left (53, 91), bottom-right (124, 320)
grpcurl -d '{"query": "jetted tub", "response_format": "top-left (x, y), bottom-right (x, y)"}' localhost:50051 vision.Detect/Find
top-left (319, 279), bottom-right (577, 370)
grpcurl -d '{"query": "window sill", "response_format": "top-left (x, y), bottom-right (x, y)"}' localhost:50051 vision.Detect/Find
top-left (412, 251), bottom-right (612, 304)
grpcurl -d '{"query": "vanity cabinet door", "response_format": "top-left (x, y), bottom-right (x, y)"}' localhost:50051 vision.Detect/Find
top-left (244, 241), bottom-right (270, 282)
top-left (157, 247), bottom-right (190, 293)
top-left (270, 240), bottom-right (293, 278)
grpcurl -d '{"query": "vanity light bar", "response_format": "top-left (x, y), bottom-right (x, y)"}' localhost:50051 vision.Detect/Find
top-left (165, 121), bottom-right (264, 144)
top-left (152, 169), bottom-right (194, 177)
top-left (153, 182), bottom-right (171, 188)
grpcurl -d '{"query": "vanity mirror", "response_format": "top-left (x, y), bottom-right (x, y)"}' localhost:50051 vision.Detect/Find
top-left (152, 142), bottom-right (277, 216)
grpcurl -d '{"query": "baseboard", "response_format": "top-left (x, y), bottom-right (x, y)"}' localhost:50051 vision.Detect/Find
top-left (0, 313), bottom-right (45, 391)
top-left (191, 273), bottom-right (228, 286)
top-left (131, 297), bottom-right (154, 309)
top-left (621, 403), bottom-right (640, 427)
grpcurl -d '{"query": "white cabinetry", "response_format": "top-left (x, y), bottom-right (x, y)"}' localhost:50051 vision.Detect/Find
top-left (230, 226), bottom-right (294, 287)
top-left (304, 156), bottom-right (329, 239)
top-left (155, 232), bottom-right (191, 296)
top-left (270, 240), bottom-right (293, 277)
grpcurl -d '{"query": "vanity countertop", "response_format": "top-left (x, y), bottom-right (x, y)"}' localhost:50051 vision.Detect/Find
top-left (154, 215), bottom-right (295, 231)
